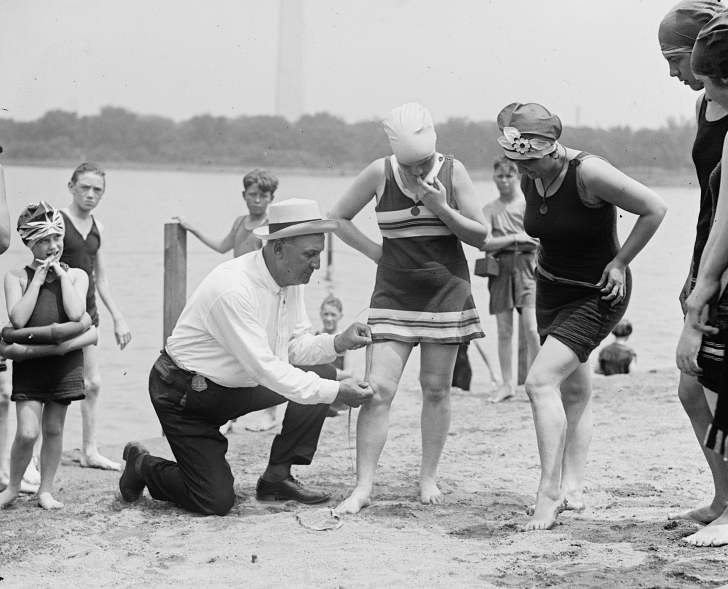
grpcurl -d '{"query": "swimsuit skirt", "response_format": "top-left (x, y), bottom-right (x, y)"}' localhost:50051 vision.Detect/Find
top-left (367, 156), bottom-right (483, 344)
top-left (523, 153), bottom-right (631, 363)
top-left (11, 267), bottom-right (85, 405)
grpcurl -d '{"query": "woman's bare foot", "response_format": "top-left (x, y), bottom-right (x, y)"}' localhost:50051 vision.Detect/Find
top-left (527, 496), bottom-right (584, 516)
top-left (668, 503), bottom-right (725, 525)
top-left (0, 477), bottom-right (38, 495)
top-left (80, 453), bottom-right (121, 471)
top-left (524, 495), bottom-right (568, 531)
top-left (489, 384), bottom-right (515, 403)
top-left (420, 476), bottom-right (444, 505)
top-left (335, 488), bottom-right (372, 514)
top-left (0, 487), bottom-right (20, 509)
top-left (245, 408), bottom-right (279, 432)
top-left (38, 492), bottom-right (63, 510)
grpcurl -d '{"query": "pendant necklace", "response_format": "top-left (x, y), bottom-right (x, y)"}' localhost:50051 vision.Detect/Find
top-left (539, 147), bottom-right (567, 215)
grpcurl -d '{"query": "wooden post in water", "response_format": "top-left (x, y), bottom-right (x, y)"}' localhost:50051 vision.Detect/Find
top-left (164, 222), bottom-right (187, 345)
top-left (517, 315), bottom-right (528, 385)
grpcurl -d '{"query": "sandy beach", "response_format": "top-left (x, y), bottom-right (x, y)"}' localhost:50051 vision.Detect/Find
top-left (1, 365), bottom-right (727, 588)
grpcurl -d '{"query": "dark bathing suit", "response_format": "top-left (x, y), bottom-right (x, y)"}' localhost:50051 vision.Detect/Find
top-left (523, 152), bottom-right (631, 363)
top-left (60, 211), bottom-right (101, 328)
top-left (11, 267), bottom-right (85, 405)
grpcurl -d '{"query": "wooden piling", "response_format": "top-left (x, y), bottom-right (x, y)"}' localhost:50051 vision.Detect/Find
top-left (517, 315), bottom-right (528, 385)
top-left (163, 222), bottom-right (187, 345)
top-left (325, 231), bottom-right (334, 280)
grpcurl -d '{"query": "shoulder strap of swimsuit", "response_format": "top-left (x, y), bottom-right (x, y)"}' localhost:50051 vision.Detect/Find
top-left (440, 155), bottom-right (457, 210)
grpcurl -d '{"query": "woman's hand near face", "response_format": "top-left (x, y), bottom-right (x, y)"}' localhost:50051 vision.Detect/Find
top-left (417, 176), bottom-right (448, 210)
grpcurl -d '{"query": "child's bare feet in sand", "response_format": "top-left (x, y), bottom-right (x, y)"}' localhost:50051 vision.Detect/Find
top-left (524, 494), bottom-right (568, 531)
top-left (489, 383), bottom-right (515, 403)
top-left (335, 488), bottom-right (372, 514)
top-left (80, 452), bottom-right (121, 471)
top-left (420, 476), bottom-right (444, 505)
top-left (0, 487), bottom-right (20, 509)
top-left (38, 492), bottom-right (63, 510)
top-left (245, 408), bottom-right (279, 432)
top-left (668, 502), bottom-right (726, 525)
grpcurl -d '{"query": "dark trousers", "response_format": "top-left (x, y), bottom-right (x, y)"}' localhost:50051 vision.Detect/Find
top-left (141, 352), bottom-right (334, 516)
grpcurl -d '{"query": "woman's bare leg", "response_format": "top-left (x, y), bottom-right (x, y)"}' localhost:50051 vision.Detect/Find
top-left (558, 362), bottom-right (593, 511)
top-left (37, 402), bottom-right (69, 509)
top-left (335, 341), bottom-right (412, 514)
top-left (668, 374), bottom-right (728, 524)
top-left (418, 343), bottom-right (458, 504)
top-left (524, 337), bottom-right (581, 530)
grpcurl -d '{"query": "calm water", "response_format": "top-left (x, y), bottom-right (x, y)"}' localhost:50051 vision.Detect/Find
top-left (0, 166), bottom-right (696, 447)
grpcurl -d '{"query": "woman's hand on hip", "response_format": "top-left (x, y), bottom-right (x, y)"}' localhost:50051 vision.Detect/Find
top-left (596, 260), bottom-right (626, 306)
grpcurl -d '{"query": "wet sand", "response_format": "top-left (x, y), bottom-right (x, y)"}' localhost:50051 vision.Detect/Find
top-left (2, 367), bottom-right (727, 588)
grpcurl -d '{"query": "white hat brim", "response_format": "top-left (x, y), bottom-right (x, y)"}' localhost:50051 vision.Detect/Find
top-left (254, 219), bottom-right (340, 240)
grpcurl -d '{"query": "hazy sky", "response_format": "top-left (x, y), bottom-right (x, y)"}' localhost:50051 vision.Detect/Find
top-left (1, 0), bottom-right (706, 129)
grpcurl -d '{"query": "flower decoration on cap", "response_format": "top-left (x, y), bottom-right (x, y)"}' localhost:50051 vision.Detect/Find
top-left (17, 201), bottom-right (65, 246)
top-left (496, 103), bottom-right (562, 160)
top-left (498, 128), bottom-right (555, 156)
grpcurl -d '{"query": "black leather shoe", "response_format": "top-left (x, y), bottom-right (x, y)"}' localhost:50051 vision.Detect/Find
top-left (119, 442), bottom-right (149, 502)
top-left (256, 476), bottom-right (331, 504)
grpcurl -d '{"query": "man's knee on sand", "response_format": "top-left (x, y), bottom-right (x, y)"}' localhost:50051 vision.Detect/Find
top-left (198, 488), bottom-right (236, 516)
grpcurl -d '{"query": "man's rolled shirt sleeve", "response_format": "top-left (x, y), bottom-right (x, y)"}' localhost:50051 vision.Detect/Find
top-left (205, 291), bottom-right (339, 405)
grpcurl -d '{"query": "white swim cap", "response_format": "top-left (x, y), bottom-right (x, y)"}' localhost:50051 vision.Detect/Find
top-left (383, 103), bottom-right (437, 165)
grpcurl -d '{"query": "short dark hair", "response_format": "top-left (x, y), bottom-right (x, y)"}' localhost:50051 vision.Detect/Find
top-left (321, 294), bottom-right (343, 312)
top-left (70, 162), bottom-right (106, 186)
top-left (243, 169), bottom-right (278, 195)
top-left (612, 319), bottom-right (632, 338)
top-left (492, 155), bottom-right (519, 174)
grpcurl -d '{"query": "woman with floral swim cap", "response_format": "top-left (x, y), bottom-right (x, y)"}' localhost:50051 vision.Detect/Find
top-left (496, 102), bottom-right (667, 531)
top-left (677, 9), bottom-right (728, 547)
top-left (329, 103), bottom-right (489, 514)
top-left (659, 0), bottom-right (728, 538)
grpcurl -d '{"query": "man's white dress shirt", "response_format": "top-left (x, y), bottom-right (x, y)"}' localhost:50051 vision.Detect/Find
top-left (166, 250), bottom-right (340, 404)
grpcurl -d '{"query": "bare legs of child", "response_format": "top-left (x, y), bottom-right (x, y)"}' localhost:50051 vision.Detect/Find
top-left (0, 368), bottom-right (41, 493)
top-left (336, 341), bottom-right (457, 514)
top-left (0, 400), bottom-right (69, 510)
top-left (524, 337), bottom-right (592, 530)
top-left (79, 344), bottom-right (120, 471)
top-left (491, 307), bottom-right (540, 403)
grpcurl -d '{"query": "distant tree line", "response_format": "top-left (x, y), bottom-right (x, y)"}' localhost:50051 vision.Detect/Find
top-left (0, 107), bottom-right (695, 172)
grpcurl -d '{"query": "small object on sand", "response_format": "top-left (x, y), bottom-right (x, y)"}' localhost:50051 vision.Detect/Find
top-left (295, 508), bottom-right (343, 531)
top-left (251, 554), bottom-right (258, 563)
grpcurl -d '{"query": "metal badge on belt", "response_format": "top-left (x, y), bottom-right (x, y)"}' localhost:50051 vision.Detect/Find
top-left (191, 374), bottom-right (208, 392)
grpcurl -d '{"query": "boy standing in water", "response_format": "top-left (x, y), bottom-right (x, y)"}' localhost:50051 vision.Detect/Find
top-left (61, 163), bottom-right (131, 471)
top-left (175, 169), bottom-right (279, 432)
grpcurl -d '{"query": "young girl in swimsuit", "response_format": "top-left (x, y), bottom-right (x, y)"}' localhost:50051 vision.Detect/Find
top-left (0, 203), bottom-right (89, 509)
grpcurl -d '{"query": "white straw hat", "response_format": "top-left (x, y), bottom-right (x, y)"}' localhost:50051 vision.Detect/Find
top-left (254, 198), bottom-right (340, 240)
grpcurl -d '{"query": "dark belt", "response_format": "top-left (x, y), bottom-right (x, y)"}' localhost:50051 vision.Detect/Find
top-left (536, 264), bottom-right (602, 290)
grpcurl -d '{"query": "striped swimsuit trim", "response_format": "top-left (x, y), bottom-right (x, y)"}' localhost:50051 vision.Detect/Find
top-left (377, 208), bottom-right (453, 239)
top-left (369, 308), bottom-right (483, 342)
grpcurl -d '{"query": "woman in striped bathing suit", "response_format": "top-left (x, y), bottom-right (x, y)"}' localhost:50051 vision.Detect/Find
top-left (330, 103), bottom-right (489, 514)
